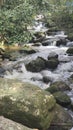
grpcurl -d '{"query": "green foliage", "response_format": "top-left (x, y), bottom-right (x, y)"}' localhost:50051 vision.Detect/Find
top-left (0, 0), bottom-right (73, 44)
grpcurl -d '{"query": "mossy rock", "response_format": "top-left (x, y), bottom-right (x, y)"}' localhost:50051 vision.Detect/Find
top-left (66, 47), bottom-right (73, 55)
top-left (19, 48), bottom-right (36, 54)
top-left (46, 81), bottom-right (71, 93)
top-left (46, 59), bottom-right (59, 69)
top-left (0, 78), bottom-right (56, 130)
top-left (56, 39), bottom-right (68, 46)
top-left (0, 116), bottom-right (33, 130)
top-left (25, 57), bottom-right (46, 72)
top-left (53, 91), bottom-right (71, 107)
top-left (48, 104), bottom-right (73, 130)
top-left (67, 33), bottom-right (73, 41)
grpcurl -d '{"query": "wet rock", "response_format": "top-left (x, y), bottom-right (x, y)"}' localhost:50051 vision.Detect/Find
top-left (43, 76), bottom-right (51, 83)
top-left (53, 91), bottom-right (71, 108)
top-left (25, 57), bottom-right (46, 72)
top-left (46, 58), bottom-right (59, 69)
top-left (32, 42), bottom-right (41, 46)
top-left (42, 40), bottom-right (52, 46)
top-left (0, 67), bottom-right (5, 74)
top-left (66, 47), bottom-right (73, 55)
top-left (0, 78), bottom-right (56, 130)
top-left (56, 39), bottom-right (68, 46)
top-left (71, 102), bottom-right (73, 111)
top-left (19, 48), bottom-right (36, 54)
top-left (68, 74), bottom-right (73, 84)
top-left (67, 41), bottom-right (73, 47)
top-left (48, 104), bottom-right (73, 130)
top-left (67, 33), bottom-right (73, 41)
top-left (46, 81), bottom-right (71, 93)
top-left (48, 52), bottom-right (58, 60)
top-left (30, 32), bottom-right (45, 43)
top-left (0, 116), bottom-right (33, 130)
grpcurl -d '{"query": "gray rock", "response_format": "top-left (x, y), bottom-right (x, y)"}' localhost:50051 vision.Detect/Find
top-left (48, 52), bottom-right (58, 60)
top-left (46, 81), bottom-right (71, 93)
top-left (0, 78), bottom-right (56, 130)
top-left (25, 57), bottom-right (46, 72)
top-left (66, 47), bottom-right (73, 55)
top-left (48, 104), bottom-right (73, 130)
top-left (53, 91), bottom-right (71, 108)
top-left (56, 39), bottom-right (68, 46)
top-left (0, 116), bottom-right (33, 130)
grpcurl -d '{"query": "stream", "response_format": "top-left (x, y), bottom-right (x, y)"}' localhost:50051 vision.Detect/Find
top-left (1, 19), bottom-right (73, 129)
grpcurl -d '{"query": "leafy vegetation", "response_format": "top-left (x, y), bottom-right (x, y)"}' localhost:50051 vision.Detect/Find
top-left (0, 0), bottom-right (73, 45)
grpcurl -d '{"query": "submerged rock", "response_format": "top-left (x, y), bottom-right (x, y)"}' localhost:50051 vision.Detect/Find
top-left (48, 104), bottom-right (73, 130)
top-left (53, 91), bottom-right (71, 108)
top-left (0, 78), bottom-right (56, 130)
top-left (0, 116), bottom-right (33, 130)
top-left (46, 81), bottom-right (71, 93)
top-left (25, 57), bottom-right (46, 72)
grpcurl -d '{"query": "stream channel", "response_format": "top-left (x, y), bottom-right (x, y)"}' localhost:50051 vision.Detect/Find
top-left (1, 19), bottom-right (73, 129)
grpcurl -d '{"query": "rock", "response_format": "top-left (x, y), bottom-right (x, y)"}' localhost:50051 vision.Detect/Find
top-left (48, 104), bottom-right (73, 130)
top-left (67, 33), bottom-right (73, 41)
top-left (42, 40), bottom-right (52, 46)
top-left (25, 57), bottom-right (46, 72)
top-left (46, 59), bottom-right (59, 69)
top-left (66, 47), bottom-right (73, 55)
top-left (67, 41), bottom-right (73, 47)
top-left (48, 52), bottom-right (58, 60)
top-left (53, 91), bottom-right (71, 107)
top-left (19, 48), bottom-right (36, 54)
top-left (68, 74), bottom-right (73, 84)
top-left (30, 32), bottom-right (45, 43)
top-left (56, 39), bottom-right (68, 46)
top-left (71, 102), bottom-right (73, 111)
top-left (0, 78), bottom-right (56, 130)
top-left (0, 67), bottom-right (5, 74)
top-left (0, 116), bottom-right (33, 130)
top-left (46, 81), bottom-right (71, 93)
top-left (43, 76), bottom-right (51, 83)
top-left (32, 42), bottom-right (41, 46)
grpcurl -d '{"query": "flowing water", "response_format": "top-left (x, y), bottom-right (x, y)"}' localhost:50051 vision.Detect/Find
top-left (2, 21), bottom-right (73, 127)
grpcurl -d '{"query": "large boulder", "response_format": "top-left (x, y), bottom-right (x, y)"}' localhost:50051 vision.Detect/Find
top-left (46, 81), bottom-right (71, 93)
top-left (0, 78), bottom-right (56, 130)
top-left (25, 57), bottom-right (46, 72)
top-left (48, 104), bottom-right (73, 130)
top-left (0, 116), bottom-right (33, 130)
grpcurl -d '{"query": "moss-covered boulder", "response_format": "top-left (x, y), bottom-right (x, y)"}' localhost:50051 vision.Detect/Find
top-left (46, 58), bottom-right (59, 69)
top-left (0, 116), bottom-right (33, 130)
top-left (48, 104), bottom-right (73, 130)
top-left (66, 47), bottom-right (73, 55)
top-left (46, 81), bottom-right (71, 93)
top-left (0, 78), bottom-right (56, 130)
top-left (67, 33), bottom-right (73, 41)
top-left (53, 92), bottom-right (71, 107)
top-left (25, 57), bottom-right (46, 72)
